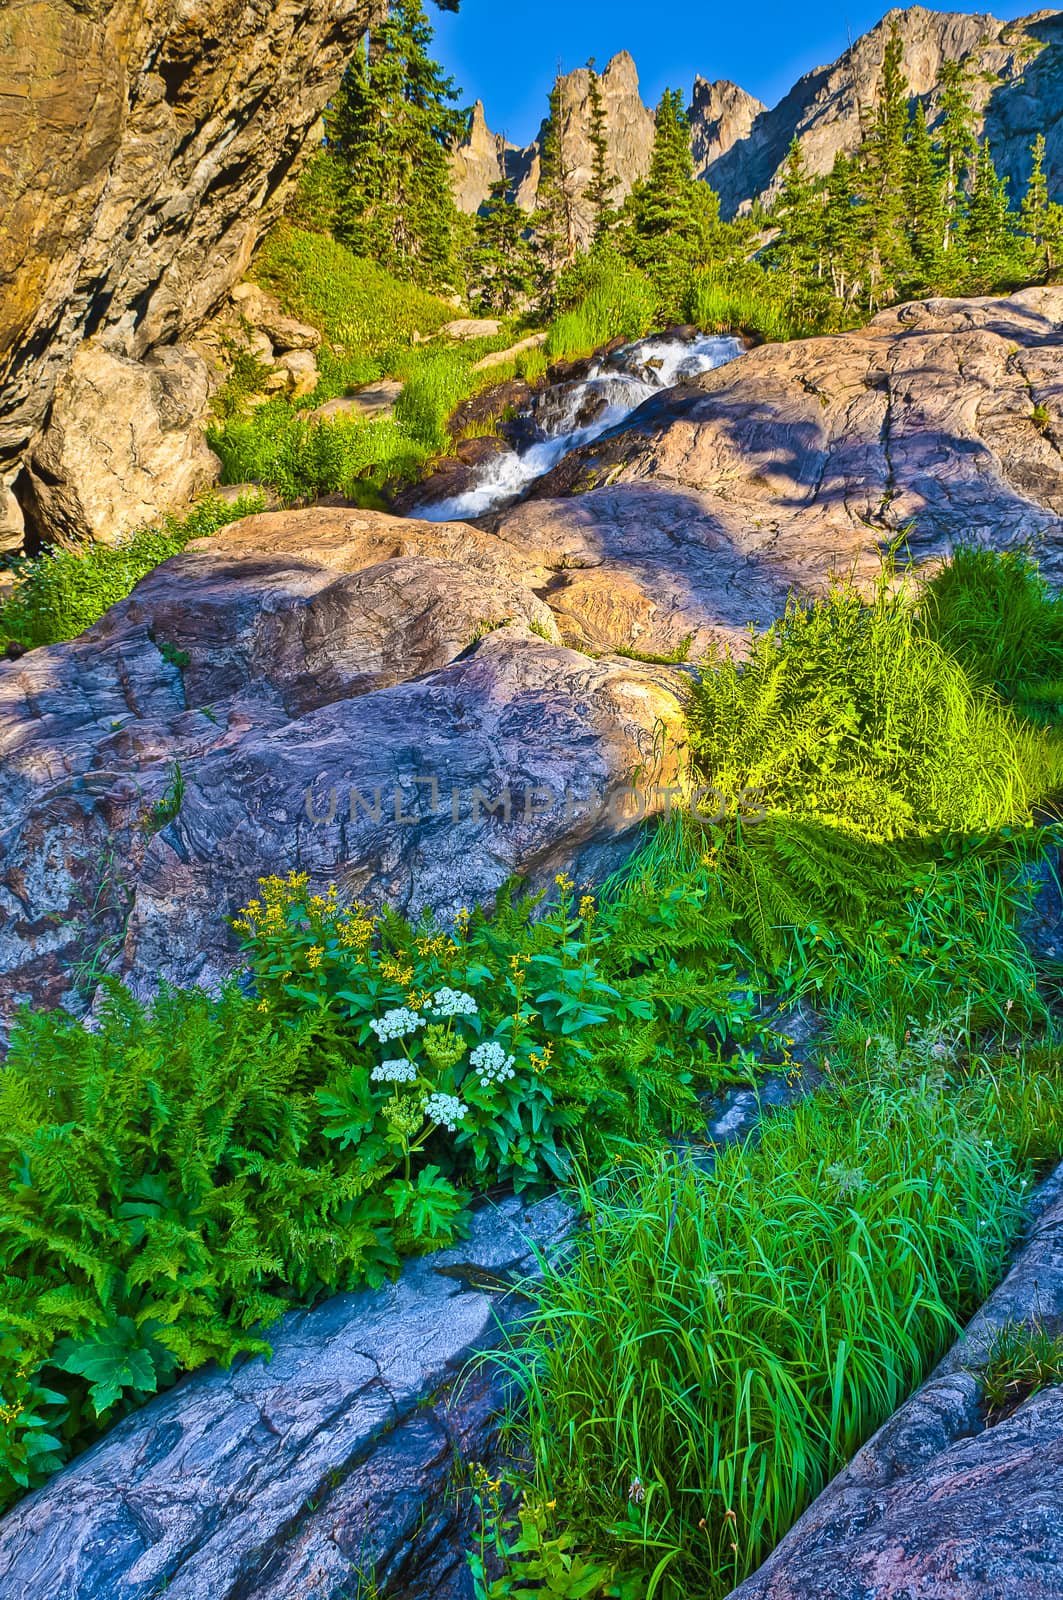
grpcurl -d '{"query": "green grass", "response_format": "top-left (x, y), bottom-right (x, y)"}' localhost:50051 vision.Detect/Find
top-left (977, 1316), bottom-right (1063, 1423)
top-left (924, 544), bottom-right (1063, 722)
top-left (620, 559), bottom-right (1063, 1008)
top-left (546, 252), bottom-right (659, 363)
top-left (0, 492), bottom-right (265, 651)
top-left (497, 1060), bottom-right (1039, 1599)
top-left (685, 270), bottom-right (813, 344)
top-left (253, 226), bottom-right (454, 356)
top-left (207, 402), bottom-right (428, 504)
top-left (480, 545), bottom-right (1063, 1596)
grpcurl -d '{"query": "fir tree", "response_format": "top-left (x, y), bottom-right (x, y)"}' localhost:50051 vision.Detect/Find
top-left (621, 89), bottom-right (718, 313)
top-left (469, 179), bottom-right (537, 314)
top-left (1020, 133), bottom-right (1063, 278)
top-left (771, 139), bottom-right (822, 304)
top-left (326, 0), bottom-right (466, 289)
top-left (862, 22), bottom-right (912, 305)
top-left (963, 140), bottom-right (1019, 290)
top-left (536, 70), bottom-right (580, 291)
top-left (586, 61), bottom-right (619, 240)
top-left (904, 101), bottom-right (947, 292)
top-left (937, 58), bottom-right (978, 254)
top-left (822, 153), bottom-right (864, 309)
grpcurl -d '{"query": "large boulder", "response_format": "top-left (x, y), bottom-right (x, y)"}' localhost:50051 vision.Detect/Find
top-left (489, 286), bottom-right (1063, 657)
top-left (0, 507), bottom-right (686, 1026)
top-left (20, 343), bottom-right (220, 547)
top-left (0, 0), bottom-right (375, 477)
top-left (0, 1193), bottom-right (573, 1600)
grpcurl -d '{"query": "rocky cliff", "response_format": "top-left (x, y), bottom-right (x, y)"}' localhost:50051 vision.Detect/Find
top-left (452, 6), bottom-right (1063, 220)
top-left (0, 0), bottom-right (378, 489)
top-left (703, 6), bottom-right (1063, 214)
top-left (451, 49), bottom-right (656, 232)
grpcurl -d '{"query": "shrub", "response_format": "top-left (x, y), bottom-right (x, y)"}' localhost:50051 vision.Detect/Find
top-left (207, 402), bottom-right (428, 502)
top-left (0, 492), bottom-right (265, 651)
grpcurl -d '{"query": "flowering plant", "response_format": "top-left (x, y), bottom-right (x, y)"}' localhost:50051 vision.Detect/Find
top-left (231, 873), bottom-right (612, 1192)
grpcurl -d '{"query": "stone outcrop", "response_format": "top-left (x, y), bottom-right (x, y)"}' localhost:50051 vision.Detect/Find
top-left (701, 7), bottom-right (1063, 216)
top-left (0, 0), bottom-right (377, 481)
top-left (19, 342), bottom-right (219, 549)
top-left (0, 1193), bottom-right (573, 1600)
top-left (450, 101), bottom-right (522, 212)
top-left (0, 506), bottom-right (686, 1025)
top-left (730, 1167), bottom-right (1063, 1598)
top-left (489, 286), bottom-right (1063, 657)
top-left (451, 51), bottom-right (655, 235)
top-left (458, 10), bottom-right (1063, 223)
top-left (689, 77), bottom-right (766, 181)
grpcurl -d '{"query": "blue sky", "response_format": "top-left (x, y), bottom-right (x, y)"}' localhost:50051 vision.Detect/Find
top-left (432, 0), bottom-right (1035, 145)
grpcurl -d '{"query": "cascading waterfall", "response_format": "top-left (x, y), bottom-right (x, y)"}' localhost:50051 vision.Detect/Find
top-left (418, 330), bottom-right (744, 522)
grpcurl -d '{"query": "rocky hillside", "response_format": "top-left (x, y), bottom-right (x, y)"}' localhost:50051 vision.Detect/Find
top-left (451, 6), bottom-right (1063, 218)
top-left (3, 285), bottom-right (1062, 1028)
top-left (0, 0), bottom-right (377, 527)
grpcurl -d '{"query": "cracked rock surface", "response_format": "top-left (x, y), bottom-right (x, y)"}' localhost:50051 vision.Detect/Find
top-left (0, 507), bottom-right (687, 1025)
top-left (0, 1194), bottom-right (573, 1600)
top-left (0, 0), bottom-right (375, 475)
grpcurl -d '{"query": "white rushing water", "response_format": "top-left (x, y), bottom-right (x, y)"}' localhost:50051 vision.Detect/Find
top-left (419, 330), bottom-right (744, 522)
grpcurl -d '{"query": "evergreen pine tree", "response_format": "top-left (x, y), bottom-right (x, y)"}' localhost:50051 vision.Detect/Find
top-left (469, 179), bottom-right (537, 314)
top-left (904, 101), bottom-right (947, 292)
top-left (769, 139), bottom-right (830, 316)
top-left (822, 152), bottom-right (864, 310)
top-left (621, 89), bottom-right (718, 314)
top-left (536, 70), bottom-right (580, 291)
top-left (963, 139), bottom-right (1020, 290)
top-left (586, 61), bottom-right (619, 240)
top-left (937, 58), bottom-right (978, 255)
top-left (862, 22), bottom-right (912, 305)
top-left (1020, 133), bottom-right (1063, 278)
top-left (326, 0), bottom-right (466, 289)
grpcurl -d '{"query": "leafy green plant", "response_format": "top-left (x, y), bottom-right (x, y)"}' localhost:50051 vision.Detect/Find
top-left (0, 492), bottom-right (265, 652)
top-left (687, 565), bottom-right (1059, 842)
top-left (207, 402), bottom-right (428, 503)
top-left (144, 762), bottom-right (185, 832)
top-left (923, 544), bottom-right (1063, 722)
top-left (470, 1477), bottom-right (627, 1600)
top-left (546, 252), bottom-right (659, 362)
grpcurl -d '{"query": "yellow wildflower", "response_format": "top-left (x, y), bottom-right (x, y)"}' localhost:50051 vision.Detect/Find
top-left (306, 946), bottom-right (324, 970)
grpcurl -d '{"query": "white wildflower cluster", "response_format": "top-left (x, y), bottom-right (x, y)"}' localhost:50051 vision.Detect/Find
top-left (371, 1059), bottom-right (418, 1084)
top-left (469, 1040), bottom-right (516, 1089)
top-left (370, 1007), bottom-right (423, 1042)
top-left (424, 1092), bottom-right (469, 1132)
top-left (428, 988), bottom-right (479, 1019)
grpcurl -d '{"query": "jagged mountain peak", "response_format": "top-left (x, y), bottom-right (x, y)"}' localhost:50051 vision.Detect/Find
top-left (450, 6), bottom-right (1063, 224)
